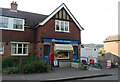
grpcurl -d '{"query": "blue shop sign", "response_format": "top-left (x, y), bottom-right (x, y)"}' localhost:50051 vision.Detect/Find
top-left (42, 38), bottom-right (80, 44)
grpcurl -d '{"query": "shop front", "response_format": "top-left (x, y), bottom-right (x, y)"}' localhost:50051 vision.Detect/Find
top-left (54, 44), bottom-right (73, 59)
top-left (42, 38), bottom-right (80, 67)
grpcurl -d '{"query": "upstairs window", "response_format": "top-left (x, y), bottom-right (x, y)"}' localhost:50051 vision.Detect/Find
top-left (0, 16), bottom-right (24, 31)
top-left (55, 20), bottom-right (69, 32)
top-left (0, 16), bottom-right (8, 28)
top-left (13, 18), bottom-right (23, 29)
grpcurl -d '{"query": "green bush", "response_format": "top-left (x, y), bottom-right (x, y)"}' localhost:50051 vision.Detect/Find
top-left (23, 62), bottom-right (35, 73)
top-left (79, 64), bottom-right (87, 70)
top-left (23, 60), bottom-right (47, 74)
top-left (2, 54), bottom-right (47, 74)
top-left (34, 60), bottom-right (47, 73)
top-left (2, 57), bottom-right (20, 68)
top-left (3, 67), bottom-right (19, 74)
top-left (93, 63), bottom-right (102, 69)
top-left (72, 59), bottom-right (80, 63)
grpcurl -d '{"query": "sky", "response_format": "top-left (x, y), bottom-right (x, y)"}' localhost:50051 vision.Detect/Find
top-left (0, 0), bottom-right (119, 44)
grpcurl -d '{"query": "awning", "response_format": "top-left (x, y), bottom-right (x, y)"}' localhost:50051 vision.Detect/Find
top-left (54, 44), bottom-right (73, 51)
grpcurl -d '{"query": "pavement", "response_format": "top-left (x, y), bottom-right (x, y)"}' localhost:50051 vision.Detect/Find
top-left (2, 67), bottom-right (118, 81)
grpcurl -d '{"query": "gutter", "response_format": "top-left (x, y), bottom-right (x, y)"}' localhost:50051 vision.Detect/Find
top-left (40, 73), bottom-right (113, 82)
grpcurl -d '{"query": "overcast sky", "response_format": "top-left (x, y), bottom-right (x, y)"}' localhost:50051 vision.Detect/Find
top-left (0, 0), bottom-right (119, 44)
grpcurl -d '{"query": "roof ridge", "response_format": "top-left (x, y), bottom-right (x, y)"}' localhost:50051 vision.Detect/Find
top-left (1, 7), bottom-right (48, 27)
top-left (1, 8), bottom-right (48, 16)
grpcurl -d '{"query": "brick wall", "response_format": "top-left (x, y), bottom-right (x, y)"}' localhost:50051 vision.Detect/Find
top-left (37, 19), bottom-right (81, 42)
top-left (104, 41), bottom-right (119, 57)
top-left (2, 42), bottom-right (34, 58)
top-left (36, 19), bottom-right (81, 60)
top-left (2, 27), bottom-right (34, 42)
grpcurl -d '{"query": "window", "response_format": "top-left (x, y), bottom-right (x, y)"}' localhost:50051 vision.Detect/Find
top-left (55, 20), bottom-right (69, 32)
top-left (11, 42), bottom-right (29, 56)
top-left (0, 16), bottom-right (8, 28)
top-left (56, 51), bottom-right (69, 59)
top-left (0, 44), bottom-right (4, 54)
top-left (13, 18), bottom-right (23, 29)
top-left (0, 16), bottom-right (24, 31)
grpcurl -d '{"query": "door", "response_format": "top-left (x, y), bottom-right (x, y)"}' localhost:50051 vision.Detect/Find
top-left (73, 46), bottom-right (78, 60)
top-left (43, 45), bottom-right (50, 62)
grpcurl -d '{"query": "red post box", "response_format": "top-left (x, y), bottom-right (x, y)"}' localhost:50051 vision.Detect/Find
top-left (90, 59), bottom-right (94, 64)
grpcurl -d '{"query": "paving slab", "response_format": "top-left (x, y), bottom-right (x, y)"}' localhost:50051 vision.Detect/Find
top-left (2, 67), bottom-right (118, 81)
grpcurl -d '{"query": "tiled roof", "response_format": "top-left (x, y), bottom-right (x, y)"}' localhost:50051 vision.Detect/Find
top-left (104, 35), bottom-right (120, 42)
top-left (1, 8), bottom-right (48, 27)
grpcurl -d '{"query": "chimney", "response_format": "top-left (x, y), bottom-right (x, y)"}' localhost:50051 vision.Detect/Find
top-left (10, 1), bottom-right (18, 12)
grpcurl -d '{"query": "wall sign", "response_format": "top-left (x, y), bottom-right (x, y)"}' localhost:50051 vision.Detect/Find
top-left (42, 38), bottom-right (80, 44)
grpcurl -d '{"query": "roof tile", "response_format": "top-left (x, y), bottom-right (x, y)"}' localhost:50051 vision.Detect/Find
top-left (1, 8), bottom-right (48, 27)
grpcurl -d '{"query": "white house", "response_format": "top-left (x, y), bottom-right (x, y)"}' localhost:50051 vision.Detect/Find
top-left (81, 45), bottom-right (98, 64)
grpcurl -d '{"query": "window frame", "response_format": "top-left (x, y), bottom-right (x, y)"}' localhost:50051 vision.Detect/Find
top-left (13, 18), bottom-right (24, 30)
top-left (0, 16), bottom-right (24, 31)
top-left (0, 44), bottom-right (4, 54)
top-left (56, 51), bottom-right (70, 59)
top-left (55, 20), bottom-right (69, 33)
top-left (0, 16), bottom-right (8, 28)
top-left (11, 42), bottom-right (29, 56)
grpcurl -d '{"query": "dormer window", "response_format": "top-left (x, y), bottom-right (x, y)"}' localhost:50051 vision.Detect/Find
top-left (55, 20), bottom-right (69, 32)
top-left (0, 16), bottom-right (8, 28)
top-left (13, 18), bottom-right (23, 29)
top-left (0, 16), bottom-right (24, 31)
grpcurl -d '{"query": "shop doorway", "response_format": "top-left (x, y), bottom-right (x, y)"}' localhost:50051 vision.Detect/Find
top-left (73, 46), bottom-right (78, 60)
top-left (43, 45), bottom-right (50, 62)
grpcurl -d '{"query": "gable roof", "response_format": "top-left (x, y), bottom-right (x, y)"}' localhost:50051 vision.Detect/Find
top-left (1, 8), bottom-right (48, 27)
top-left (1, 3), bottom-right (84, 30)
top-left (38, 3), bottom-right (84, 31)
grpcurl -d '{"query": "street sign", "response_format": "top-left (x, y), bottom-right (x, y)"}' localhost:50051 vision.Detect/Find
top-left (106, 60), bottom-right (112, 69)
top-left (53, 59), bottom-right (58, 67)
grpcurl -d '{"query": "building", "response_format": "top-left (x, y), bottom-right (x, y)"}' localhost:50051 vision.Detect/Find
top-left (104, 35), bottom-right (120, 57)
top-left (0, 2), bottom-right (84, 63)
top-left (81, 45), bottom-right (98, 64)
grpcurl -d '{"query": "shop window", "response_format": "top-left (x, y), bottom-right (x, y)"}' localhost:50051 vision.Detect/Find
top-left (56, 51), bottom-right (69, 59)
top-left (55, 20), bottom-right (69, 32)
top-left (11, 42), bottom-right (29, 56)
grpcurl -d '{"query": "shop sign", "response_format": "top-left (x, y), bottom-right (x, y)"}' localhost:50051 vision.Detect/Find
top-left (52, 39), bottom-right (71, 43)
top-left (42, 38), bottom-right (80, 44)
top-left (53, 59), bottom-right (59, 67)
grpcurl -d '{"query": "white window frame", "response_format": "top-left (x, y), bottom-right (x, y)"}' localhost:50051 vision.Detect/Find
top-left (0, 16), bottom-right (8, 28)
top-left (0, 16), bottom-right (24, 31)
top-left (13, 18), bottom-right (24, 30)
top-left (55, 20), bottom-right (69, 33)
top-left (0, 44), bottom-right (4, 54)
top-left (11, 42), bottom-right (29, 56)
